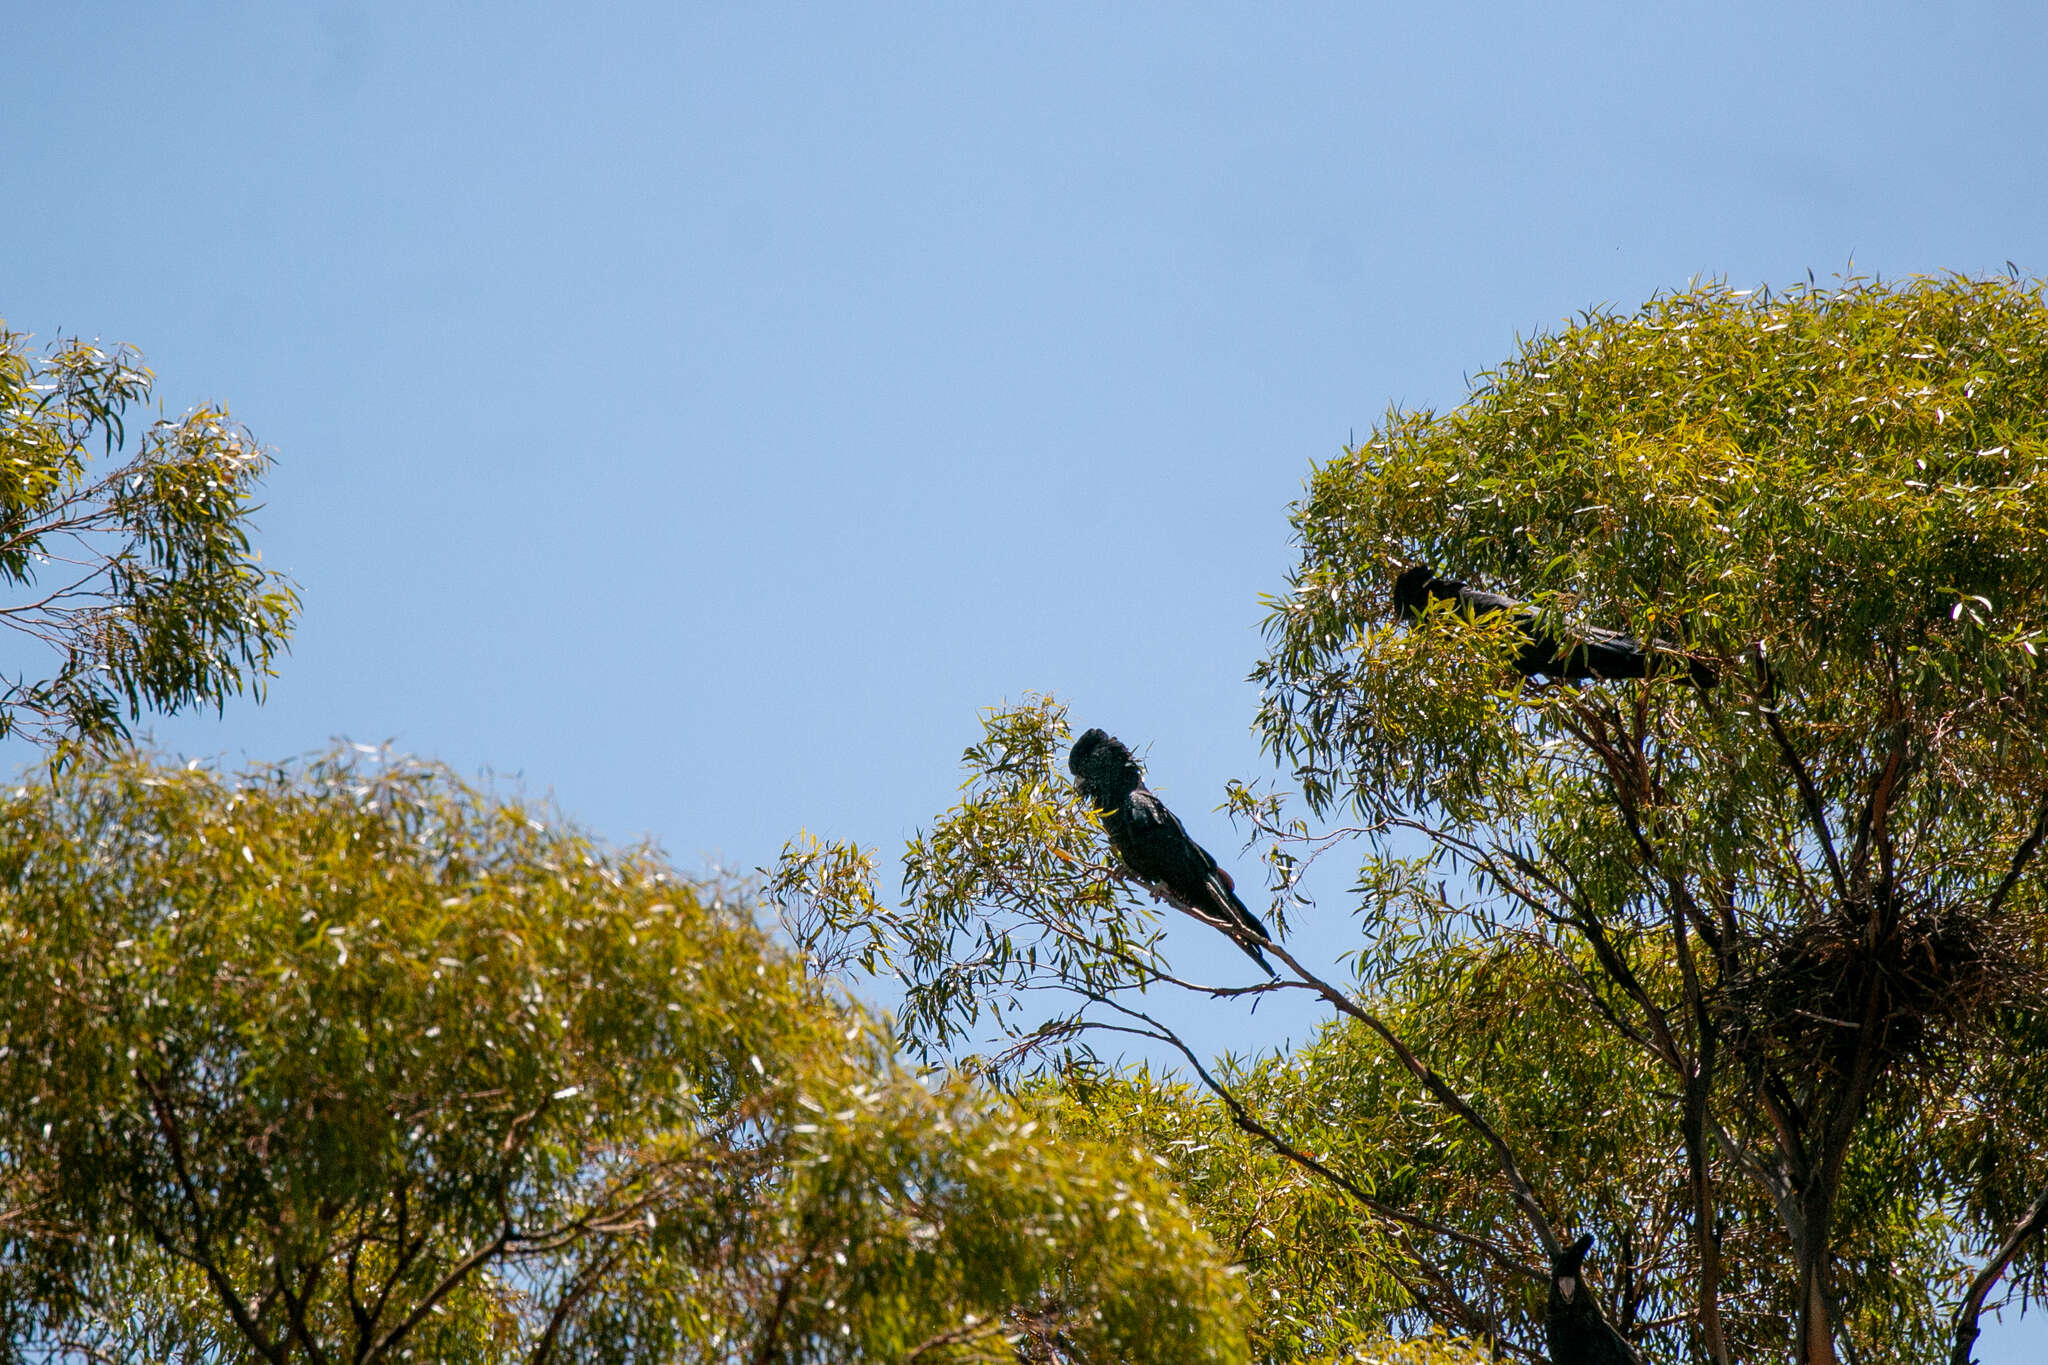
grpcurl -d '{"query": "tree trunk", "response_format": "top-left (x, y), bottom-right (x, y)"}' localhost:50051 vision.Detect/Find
top-left (1682, 1088), bottom-right (1731, 1365)
top-left (1793, 1195), bottom-right (1841, 1365)
top-left (1798, 1267), bottom-right (1839, 1365)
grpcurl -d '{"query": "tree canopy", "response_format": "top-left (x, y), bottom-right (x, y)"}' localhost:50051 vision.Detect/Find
top-left (1260, 272), bottom-right (2048, 1365)
top-left (0, 749), bottom-right (1250, 1363)
top-left (782, 275), bottom-right (2048, 1365)
top-left (12, 278), bottom-right (2045, 1364)
top-left (0, 322), bottom-right (297, 753)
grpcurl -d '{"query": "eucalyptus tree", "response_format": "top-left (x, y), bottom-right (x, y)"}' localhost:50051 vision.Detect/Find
top-left (778, 276), bottom-right (2048, 1365)
top-left (0, 749), bottom-right (1248, 1364)
top-left (0, 321), bottom-right (298, 753)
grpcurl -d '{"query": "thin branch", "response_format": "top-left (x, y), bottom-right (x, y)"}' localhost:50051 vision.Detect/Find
top-left (360, 1221), bottom-right (516, 1365)
top-left (1397, 1255), bottom-right (1539, 1361)
top-left (1080, 1000), bottom-right (1539, 1280)
top-left (1499, 839), bottom-right (1687, 1078)
top-left (275, 1259), bottom-right (334, 1365)
top-left (1951, 1179), bottom-right (2048, 1365)
top-left (1552, 705), bottom-right (1723, 954)
top-left (1845, 717), bottom-right (1911, 900)
top-left (1705, 1101), bottom-right (1798, 1235)
top-left (903, 1316), bottom-right (1011, 1362)
top-left (529, 1245), bottom-right (629, 1365)
top-left (1985, 796), bottom-right (2048, 920)
top-left (1501, 918), bottom-right (1661, 1063)
top-left (1257, 939), bottom-right (1562, 1257)
top-left (50, 1335), bottom-right (123, 1365)
top-left (136, 1069), bottom-right (284, 1364)
top-left (362, 1184), bottom-right (427, 1350)
top-left (749, 1231), bottom-right (827, 1365)
top-left (1761, 706), bottom-right (1849, 904)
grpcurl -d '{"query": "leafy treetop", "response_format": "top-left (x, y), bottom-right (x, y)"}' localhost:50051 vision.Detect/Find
top-left (0, 749), bottom-right (1250, 1364)
top-left (0, 322), bottom-right (297, 754)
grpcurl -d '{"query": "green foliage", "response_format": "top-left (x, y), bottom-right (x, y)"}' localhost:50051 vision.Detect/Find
top-left (1028, 1063), bottom-right (1404, 1362)
top-left (0, 749), bottom-right (1248, 1363)
top-left (0, 322), bottom-right (297, 753)
top-left (1264, 273), bottom-right (2048, 826)
top-left (1331, 1338), bottom-right (1494, 1365)
top-left (776, 694), bottom-right (1183, 1065)
top-left (790, 276), bottom-right (2048, 1365)
top-left (1254, 274), bottom-right (2048, 1363)
top-left (1037, 936), bottom-right (1973, 1363)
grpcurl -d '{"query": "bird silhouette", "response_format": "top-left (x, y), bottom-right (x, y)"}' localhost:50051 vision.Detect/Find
top-left (1068, 728), bottom-right (1276, 976)
top-left (1545, 1234), bottom-right (1641, 1365)
top-left (1393, 565), bottom-right (1716, 688)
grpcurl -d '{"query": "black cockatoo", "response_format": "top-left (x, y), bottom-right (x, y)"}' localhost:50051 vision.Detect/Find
top-left (1393, 565), bottom-right (1716, 689)
top-left (1545, 1234), bottom-right (1641, 1365)
top-left (1068, 728), bottom-right (1276, 976)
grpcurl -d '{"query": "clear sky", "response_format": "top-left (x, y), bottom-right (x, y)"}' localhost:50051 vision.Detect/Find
top-left (5, 4), bottom-right (2045, 1356)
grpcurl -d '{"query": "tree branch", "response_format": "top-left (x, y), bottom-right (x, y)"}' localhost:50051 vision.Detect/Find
top-left (136, 1068), bottom-right (285, 1364)
top-left (749, 1230), bottom-right (827, 1365)
top-left (1080, 999), bottom-right (1539, 1280)
top-left (1951, 1178), bottom-right (2048, 1365)
top-left (529, 1245), bottom-right (629, 1365)
top-left (903, 1316), bottom-right (1011, 1362)
top-left (1845, 712), bottom-right (1911, 901)
top-left (1761, 706), bottom-right (1849, 905)
top-left (360, 1221), bottom-right (516, 1365)
top-left (1985, 796), bottom-right (2048, 920)
top-left (274, 1259), bottom-right (333, 1365)
top-left (1257, 937), bottom-right (1562, 1255)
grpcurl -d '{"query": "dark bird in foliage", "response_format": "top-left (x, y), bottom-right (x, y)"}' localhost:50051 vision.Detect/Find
top-left (1393, 566), bottom-right (1716, 688)
top-left (1546, 1234), bottom-right (1641, 1365)
top-left (1068, 728), bottom-right (1276, 977)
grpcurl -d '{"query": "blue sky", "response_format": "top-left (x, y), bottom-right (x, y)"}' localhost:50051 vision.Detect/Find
top-left (5, 3), bottom-right (2046, 1356)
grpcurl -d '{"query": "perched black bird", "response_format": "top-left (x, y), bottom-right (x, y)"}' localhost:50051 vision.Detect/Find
top-left (1068, 728), bottom-right (1276, 976)
top-left (1392, 565), bottom-right (1716, 688)
top-left (1545, 1234), bottom-right (1641, 1365)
